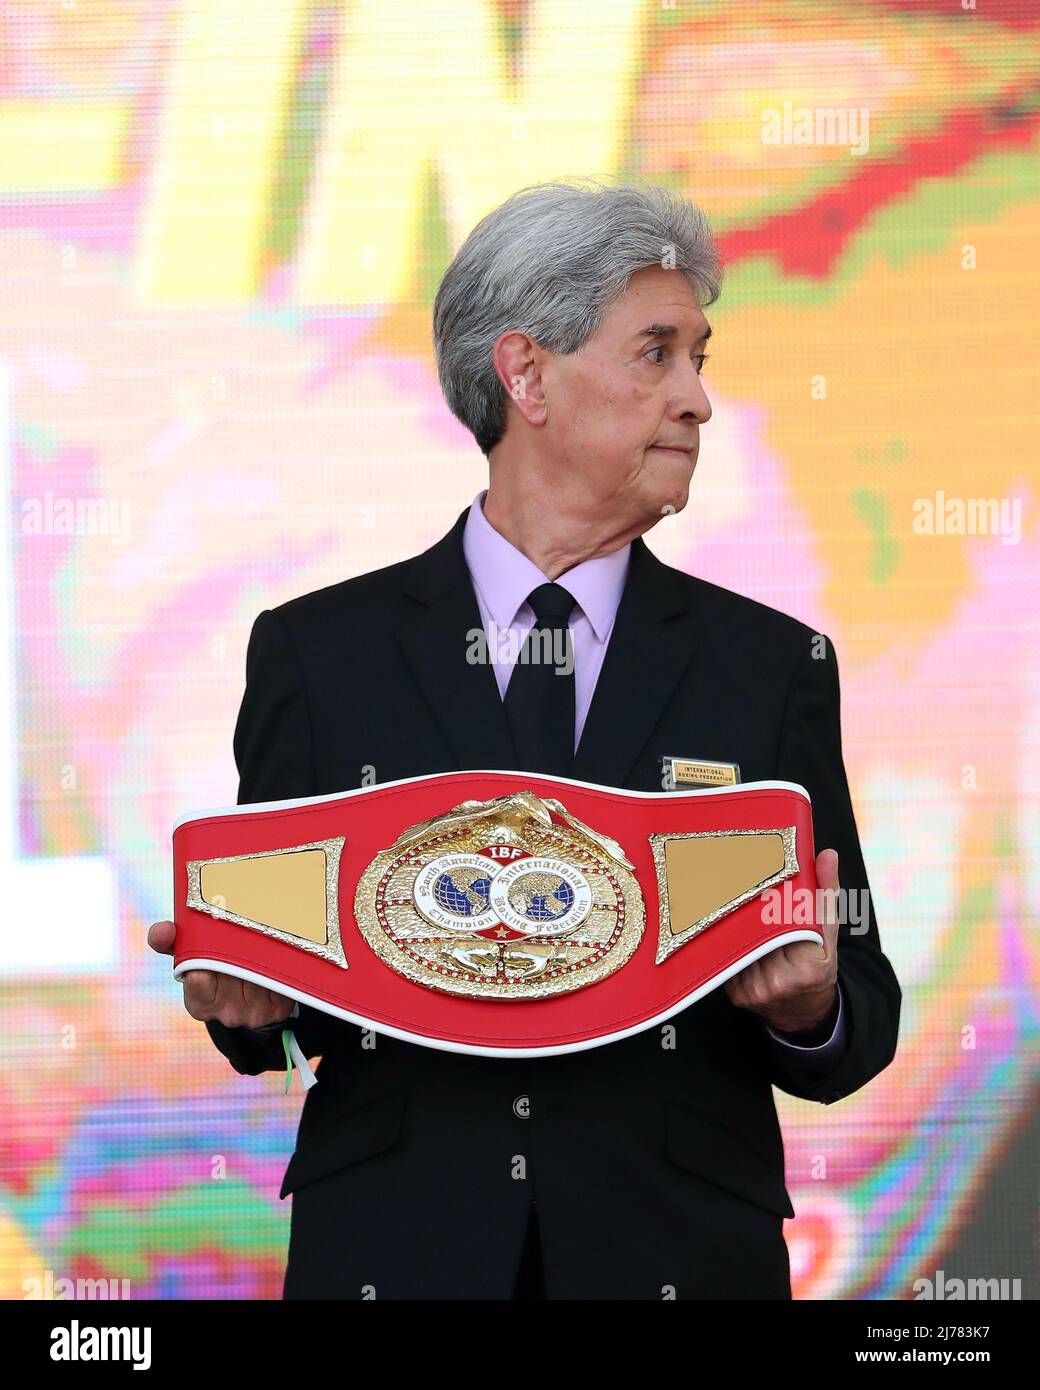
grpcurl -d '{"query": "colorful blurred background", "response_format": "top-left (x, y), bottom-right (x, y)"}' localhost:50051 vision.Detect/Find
top-left (1, 0), bottom-right (1037, 1299)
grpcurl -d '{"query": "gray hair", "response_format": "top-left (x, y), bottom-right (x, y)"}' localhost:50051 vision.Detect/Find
top-left (432, 176), bottom-right (722, 457)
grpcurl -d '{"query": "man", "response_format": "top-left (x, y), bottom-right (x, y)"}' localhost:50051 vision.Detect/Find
top-left (150, 178), bottom-right (900, 1300)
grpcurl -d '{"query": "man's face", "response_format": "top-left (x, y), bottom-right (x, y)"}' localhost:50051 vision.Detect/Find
top-left (536, 264), bottom-right (713, 524)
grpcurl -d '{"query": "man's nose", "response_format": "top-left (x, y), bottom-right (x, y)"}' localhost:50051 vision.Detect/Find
top-left (676, 359), bottom-right (712, 425)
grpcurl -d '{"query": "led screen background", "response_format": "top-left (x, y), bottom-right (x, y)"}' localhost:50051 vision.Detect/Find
top-left (1, 0), bottom-right (1037, 1299)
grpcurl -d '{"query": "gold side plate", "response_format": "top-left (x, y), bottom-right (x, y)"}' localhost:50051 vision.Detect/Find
top-left (649, 827), bottom-right (798, 965)
top-left (185, 837), bottom-right (347, 969)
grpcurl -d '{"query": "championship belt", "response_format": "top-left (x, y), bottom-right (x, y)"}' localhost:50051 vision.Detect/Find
top-left (172, 771), bottom-right (820, 1066)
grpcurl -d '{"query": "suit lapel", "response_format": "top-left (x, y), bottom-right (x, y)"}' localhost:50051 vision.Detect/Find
top-left (395, 507), bottom-right (519, 769)
top-left (395, 506), bottom-right (700, 786)
top-left (570, 535), bottom-right (699, 787)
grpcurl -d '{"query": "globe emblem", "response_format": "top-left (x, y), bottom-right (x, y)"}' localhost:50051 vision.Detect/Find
top-left (413, 849), bottom-right (592, 939)
top-left (506, 871), bottom-right (575, 923)
top-left (432, 869), bottom-right (492, 920)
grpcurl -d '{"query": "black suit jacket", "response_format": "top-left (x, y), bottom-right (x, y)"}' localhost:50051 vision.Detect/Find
top-left (206, 505), bottom-right (901, 1299)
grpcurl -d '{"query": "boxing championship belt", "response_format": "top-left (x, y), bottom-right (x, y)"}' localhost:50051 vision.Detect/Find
top-left (172, 771), bottom-right (821, 1063)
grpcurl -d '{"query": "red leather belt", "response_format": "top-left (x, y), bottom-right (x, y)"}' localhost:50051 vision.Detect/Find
top-left (172, 770), bottom-right (819, 1059)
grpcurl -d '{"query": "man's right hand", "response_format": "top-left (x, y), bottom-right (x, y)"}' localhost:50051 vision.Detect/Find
top-left (148, 920), bottom-right (296, 1029)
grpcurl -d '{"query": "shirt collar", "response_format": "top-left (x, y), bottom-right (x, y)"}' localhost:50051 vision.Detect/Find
top-left (462, 488), bottom-right (630, 641)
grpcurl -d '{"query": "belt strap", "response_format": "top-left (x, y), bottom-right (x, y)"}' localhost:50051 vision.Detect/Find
top-left (173, 770), bottom-right (819, 1060)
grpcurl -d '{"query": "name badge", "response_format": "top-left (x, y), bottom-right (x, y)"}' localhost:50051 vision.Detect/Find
top-left (661, 755), bottom-right (741, 790)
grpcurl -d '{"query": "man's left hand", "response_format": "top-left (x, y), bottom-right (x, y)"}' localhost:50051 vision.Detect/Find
top-left (724, 848), bottom-right (841, 1039)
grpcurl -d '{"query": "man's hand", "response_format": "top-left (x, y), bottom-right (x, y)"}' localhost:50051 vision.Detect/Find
top-left (724, 848), bottom-right (841, 1039)
top-left (148, 919), bottom-right (296, 1029)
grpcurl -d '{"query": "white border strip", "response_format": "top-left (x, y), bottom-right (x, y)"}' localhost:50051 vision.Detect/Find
top-left (173, 770), bottom-right (810, 831)
top-left (175, 930), bottom-right (820, 1059)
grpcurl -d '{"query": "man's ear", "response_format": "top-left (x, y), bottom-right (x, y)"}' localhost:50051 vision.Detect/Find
top-left (492, 330), bottom-right (548, 428)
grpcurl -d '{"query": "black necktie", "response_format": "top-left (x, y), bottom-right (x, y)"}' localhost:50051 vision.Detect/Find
top-left (503, 582), bottom-right (576, 777)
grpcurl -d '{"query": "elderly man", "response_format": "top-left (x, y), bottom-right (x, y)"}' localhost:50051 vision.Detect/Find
top-left (150, 178), bottom-right (900, 1300)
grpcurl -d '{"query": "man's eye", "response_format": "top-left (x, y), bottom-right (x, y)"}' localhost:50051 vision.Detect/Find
top-left (644, 346), bottom-right (711, 374)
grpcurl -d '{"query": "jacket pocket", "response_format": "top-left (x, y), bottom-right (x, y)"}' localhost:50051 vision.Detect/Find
top-left (279, 1090), bottom-right (406, 1199)
top-left (664, 1103), bottom-right (795, 1219)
